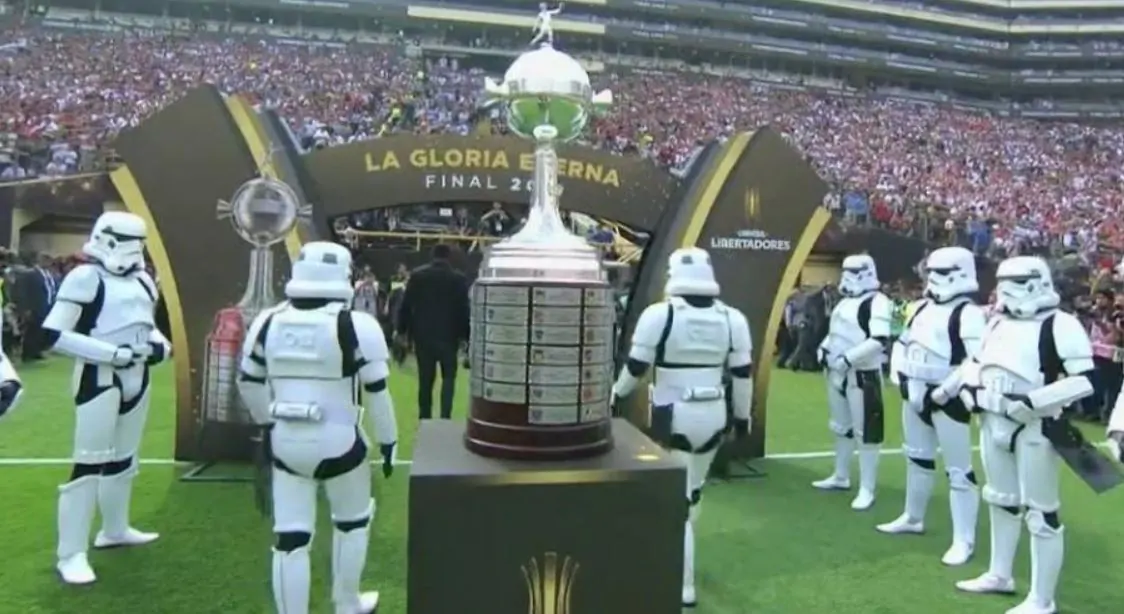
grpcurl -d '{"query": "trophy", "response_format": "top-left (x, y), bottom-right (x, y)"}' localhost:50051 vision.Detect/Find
top-left (201, 173), bottom-right (309, 426)
top-left (218, 175), bottom-right (309, 323)
top-left (465, 41), bottom-right (615, 460)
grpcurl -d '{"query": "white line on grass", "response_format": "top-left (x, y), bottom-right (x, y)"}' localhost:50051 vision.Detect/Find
top-left (0, 443), bottom-right (1109, 467)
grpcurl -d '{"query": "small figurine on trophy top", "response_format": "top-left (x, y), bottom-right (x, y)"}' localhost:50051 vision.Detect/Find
top-left (530, 2), bottom-right (564, 47)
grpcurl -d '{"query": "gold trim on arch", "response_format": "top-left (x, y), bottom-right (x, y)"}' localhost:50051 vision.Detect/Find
top-left (753, 207), bottom-right (831, 430)
top-left (109, 166), bottom-right (192, 419)
top-left (224, 96), bottom-right (305, 260)
top-left (678, 132), bottom-right (753, 250)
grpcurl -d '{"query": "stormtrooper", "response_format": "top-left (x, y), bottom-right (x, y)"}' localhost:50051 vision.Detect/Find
top-left (951, 256), bottom-right (1094, 614)
top-left (237, 241), bottom-right (399, 614)
top-left (530, 2), bottom-right (563, 46)
top-left (813, 254), bottom-right (892, 511)
top-left (611, 247), bottom-right (753, 609)
top-left (878, 247), bottom-right (986, 566)
top-left (42, 211), bottom-right (170, 585)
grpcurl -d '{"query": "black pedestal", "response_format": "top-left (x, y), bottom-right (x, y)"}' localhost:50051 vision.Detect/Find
top-left (408, 419), bottom-right (685, 614)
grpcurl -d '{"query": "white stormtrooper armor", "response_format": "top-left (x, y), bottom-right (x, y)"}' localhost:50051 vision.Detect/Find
top-left (237, 241), bottom-right (399, 614)
top-left (530, 2), bottom-right (563, 46)
top-left (0, 349), bottom-right (23, 419)
top-left (42, 211), bottom-right (171, 585)
top-left (951, 256), bottom-right (1094, 614)
top-left (814, 254), bottom-right (892, 511)
top-left (878, 247), bottom-right (985, 566)
top-left (611, 247), bottom-right (752, 609)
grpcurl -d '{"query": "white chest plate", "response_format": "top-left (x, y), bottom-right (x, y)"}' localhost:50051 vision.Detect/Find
top-left (93, 273), bottom-right (156, 345)
top-left (975, 318), bottom-right (1045, 393)
top-left (825, 297), bottom-right (869, 355)
top-left (902, 303), bottom-right (957, 381)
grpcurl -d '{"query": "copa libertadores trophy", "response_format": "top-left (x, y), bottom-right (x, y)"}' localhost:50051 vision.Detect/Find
top-left (202, 174), bottom-right (308, 427)
top-left (465, 41), bottom-right (615, 460)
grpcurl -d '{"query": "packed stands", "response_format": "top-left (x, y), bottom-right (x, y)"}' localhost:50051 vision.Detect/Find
top-left (2, 9), bottom-right (1123, 262)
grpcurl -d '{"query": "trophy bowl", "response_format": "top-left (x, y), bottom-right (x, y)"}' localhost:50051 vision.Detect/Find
top-left (486, 44), bottom-right (611, 143)
top-left (228, 177), bottom-right (301, 248)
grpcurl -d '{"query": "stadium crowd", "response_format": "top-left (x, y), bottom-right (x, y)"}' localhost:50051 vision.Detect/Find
top-left (3, 27), bottom-right (1124, 262)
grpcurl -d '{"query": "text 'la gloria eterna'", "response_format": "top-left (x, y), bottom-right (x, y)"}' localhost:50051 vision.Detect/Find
top-left (364, 149), bottom-right (622, 188)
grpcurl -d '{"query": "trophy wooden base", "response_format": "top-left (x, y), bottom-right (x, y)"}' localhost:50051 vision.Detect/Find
top-left (409, 419), bottom-right (685, 614)
top-left (465, 401), bottom-right (613, 460)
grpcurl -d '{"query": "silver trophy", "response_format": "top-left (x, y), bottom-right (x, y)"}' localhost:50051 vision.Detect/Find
top-left (201, 172), bottom-right (309, 425)
top-left (465, 41), bottom-right (616, 460)
top-left (218, 175), bottom-right (309, 323)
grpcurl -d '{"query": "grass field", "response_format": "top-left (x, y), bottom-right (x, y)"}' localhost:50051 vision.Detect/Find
top-left (1, 359), bottom-right (1122, 614)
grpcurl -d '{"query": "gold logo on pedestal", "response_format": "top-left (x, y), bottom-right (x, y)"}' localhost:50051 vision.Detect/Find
top-left (522, 552), bottom-right (580, 614)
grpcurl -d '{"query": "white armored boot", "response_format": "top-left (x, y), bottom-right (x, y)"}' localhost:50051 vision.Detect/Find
top-left (812, 435), bottom-right (854, 491)
top-left (273, 546), bottom-right (312, 614)
top-left (942, 479), bottom-right (979, 566)
top-left (682, 519), bottom-right (697, 608)
top-left (877, 459), bottom-right (934, 535)
top-left (94, 470), bottom-right (159, 548)
top-left (56, 476), bottom-right (99, 585)
top-left (332, 524), bottom-right (379, 614)
top-left (851, 445), bottom-right (880, 510)
top-left (957, 504), bottom-right (1020, 595)
top-left (1006, 512), bottom-right (1063, 614)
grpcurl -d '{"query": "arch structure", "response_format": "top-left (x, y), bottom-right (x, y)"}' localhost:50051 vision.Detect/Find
top-left (109, 85), bottom-right (828, 462)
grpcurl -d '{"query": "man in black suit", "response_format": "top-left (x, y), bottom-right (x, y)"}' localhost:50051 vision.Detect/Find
top-left (13, 253), bottom-right (57, 362)
top-left (395, 244), bottom-right (471, 420)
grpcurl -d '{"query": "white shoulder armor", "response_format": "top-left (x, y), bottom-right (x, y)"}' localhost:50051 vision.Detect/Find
top-left (55, 264), bottom-right (103, 305)
top-left (136, 271), bottom-right (159, 300)
top-left (240, 304), bottom-right (285, 377)
top-left (867, 292), bottom-right (892, 338)
top-left (1051, 311), bottom-right (1094, 375)
top-left (628, 301), bottom-right (672, 364)
top-left (957, 302), bottom-right (988, 359)
top-left (352, 310), bottom-right (391, 385)
top-left (721, 302), bottom-right (753, 368)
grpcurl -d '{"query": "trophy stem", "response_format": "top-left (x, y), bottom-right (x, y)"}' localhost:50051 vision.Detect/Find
top-left (237, 246), bottom-right (277, 324)
top-left (509, 125), bottom-right (576, 244)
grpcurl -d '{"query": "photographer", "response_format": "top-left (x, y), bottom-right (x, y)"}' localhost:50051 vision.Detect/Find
top-left (1086, 289), bottom-right (1122, 422)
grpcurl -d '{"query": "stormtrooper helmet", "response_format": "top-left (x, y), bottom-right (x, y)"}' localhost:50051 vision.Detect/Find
top-left (924, 247), bottom-right (979, 303)
top-left (285, 241), bottom-right (354, 302)
top-left (83, 211), bottom-right (148, 276)
top-left (664, 247), bottom-right (720, 297)
top-left (994, 256), bottom-right (1059, 319)
top-left (839, 254), bottom-right (880, 298)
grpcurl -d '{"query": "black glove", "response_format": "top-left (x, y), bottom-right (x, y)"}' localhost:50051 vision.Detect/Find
top-left (147, 341), bottom-right (167, 365)
top-left (380, 443), bottom-right (396, 478)
top-left (732, 418), bottom-right (750, 440)
top-left (0, 380), bottom-right (22, 418)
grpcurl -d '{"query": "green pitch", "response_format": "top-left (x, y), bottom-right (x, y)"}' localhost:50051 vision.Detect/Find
top-left (1, 361), bottom-right (1121, 614)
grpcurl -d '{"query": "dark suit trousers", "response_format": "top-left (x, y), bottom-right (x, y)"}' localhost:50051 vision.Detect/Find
top-left (22, 310), bottom-right (48, 360)
top-left (416, 344), bottom-right (459, 420)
